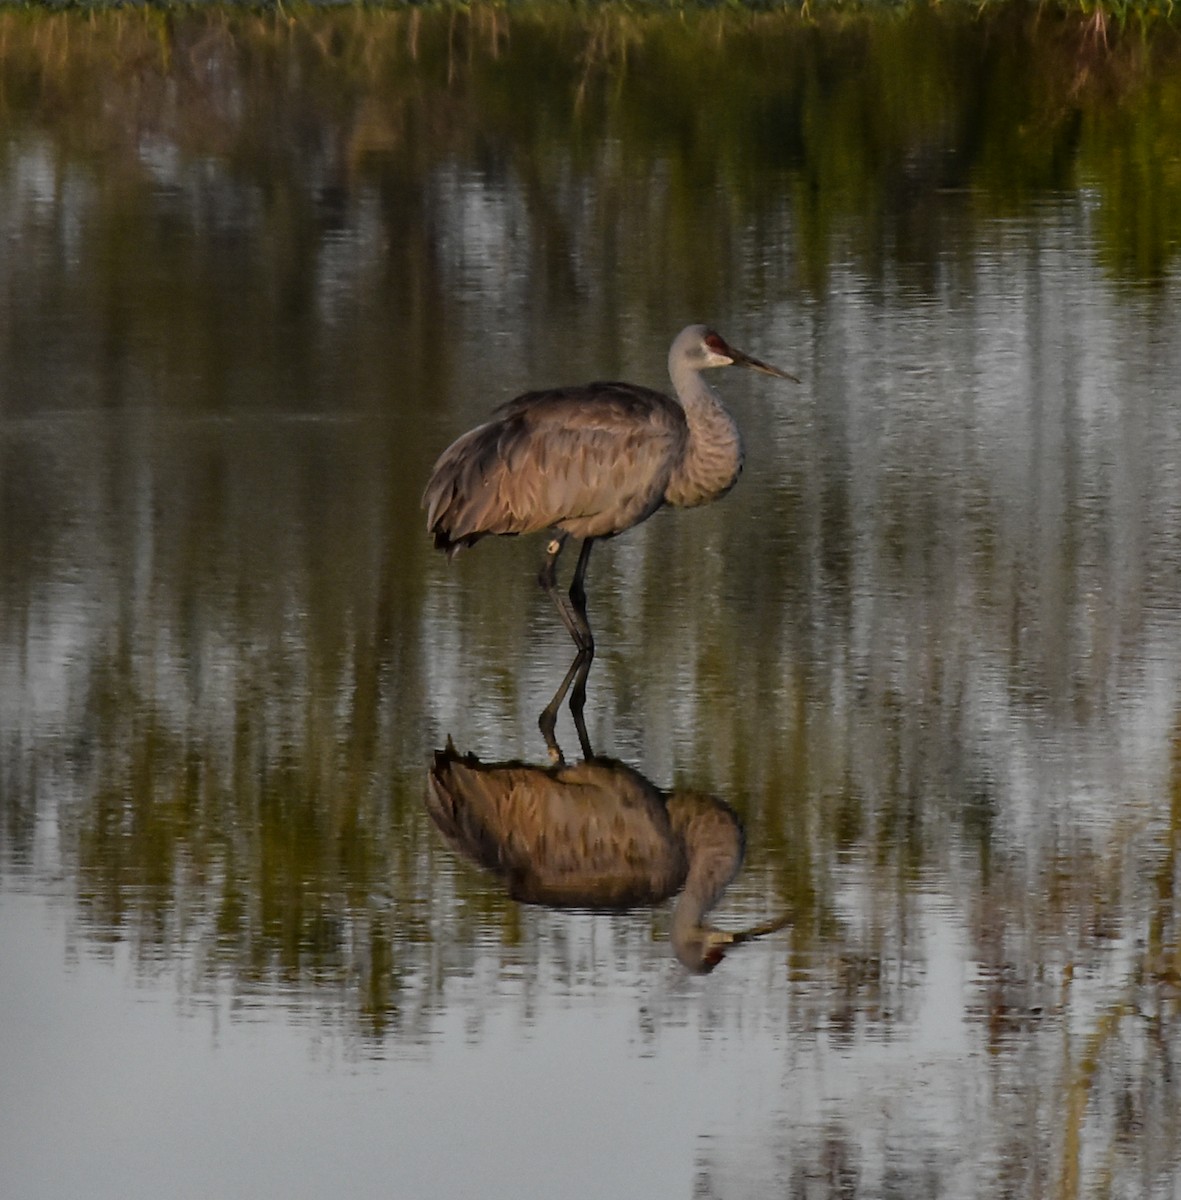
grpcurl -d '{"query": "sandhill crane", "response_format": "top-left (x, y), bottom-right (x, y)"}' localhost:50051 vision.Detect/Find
top-left (423, 324), bottom-right (797, 745)
top-left (427, 741), bottom-right (791, 973)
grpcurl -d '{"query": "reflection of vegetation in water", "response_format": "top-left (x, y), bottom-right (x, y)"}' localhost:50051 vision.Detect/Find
top-left (63, 631), bottom-right (1181, 1186)
top-left (0, 3), bottom-right (1178, 295)
top-left (70, 654), bottom-right (442, 1042)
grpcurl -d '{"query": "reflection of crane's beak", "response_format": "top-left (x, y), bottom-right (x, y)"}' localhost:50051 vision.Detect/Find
top-left (700, 930), bottom-right (735, 973)
top-left (696, 911), bottom-right (793, 972)
top-left (725, 911), bottom-right (794, 945)
top-left (729, 347), bottom-right (801, 383)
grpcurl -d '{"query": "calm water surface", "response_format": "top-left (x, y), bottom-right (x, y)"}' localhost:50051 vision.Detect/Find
top-left (1, 8), bottom-right (1180, 1198)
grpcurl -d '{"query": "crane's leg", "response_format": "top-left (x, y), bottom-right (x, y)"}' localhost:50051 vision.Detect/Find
top-left (564, 537), bottom-right (596, 745)
top-left (537, 536), bottom-right (597, 762)
top-left (539, 649), bottom-right (595, 763)
top-left (566, 538), bottom-right (596, 654)
top-left (537, 536), bottom-right (594, 653)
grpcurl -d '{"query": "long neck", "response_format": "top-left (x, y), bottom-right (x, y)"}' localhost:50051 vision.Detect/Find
top-left (667, 794), bottom-right (744, 969)
top-left (664, 362), bottom-right (744, 509)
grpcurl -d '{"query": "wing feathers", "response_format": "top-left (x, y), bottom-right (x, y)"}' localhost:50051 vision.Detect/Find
top-left (423, 384), bottom-right (688, 551)
top-left (426, 750), bottom-right (687, 906)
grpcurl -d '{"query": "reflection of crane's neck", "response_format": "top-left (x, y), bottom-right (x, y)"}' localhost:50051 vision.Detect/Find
top-left (669, 874), bottom-right (729, 974)
top-left (670, 844), bottom-right (739, 935)
top-left (665, 368), bottom-right (744, 509)
top-left (667, 795), bottom-right (744, 966)
top-left (670, 882), bottom-right (711, 947)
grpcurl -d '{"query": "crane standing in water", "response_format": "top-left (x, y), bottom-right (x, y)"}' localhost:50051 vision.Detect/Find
top-left (423, 324), bottom-right (797, 748)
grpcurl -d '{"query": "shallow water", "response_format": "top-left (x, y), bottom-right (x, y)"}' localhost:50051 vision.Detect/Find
top-left (1, 8), bottom-right (1180, 1199)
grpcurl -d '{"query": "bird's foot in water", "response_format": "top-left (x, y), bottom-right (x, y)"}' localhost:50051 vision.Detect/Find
top-left (539, 706), bottom-right (565, 764)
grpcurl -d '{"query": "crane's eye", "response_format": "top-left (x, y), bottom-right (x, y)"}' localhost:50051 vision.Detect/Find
top-left (703, 333), bottom-right (729, 355)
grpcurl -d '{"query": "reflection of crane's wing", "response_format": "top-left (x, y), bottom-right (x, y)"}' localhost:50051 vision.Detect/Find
top-left (427, 750), bottom-right (688, 908)
top-left (423, 384), bottom-right (688, 549)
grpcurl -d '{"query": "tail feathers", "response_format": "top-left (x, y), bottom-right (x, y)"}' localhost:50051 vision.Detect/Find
top-left (424, 417), bottom-right (546, 554)
top-left (427, 749), bottom-right (526, 878)
top-left (422, 466), bottom-right (477, 557)
top-left (423, 465), bottom-right (472, 554)
top-left (422, 421), bottom-right (500, 546)
top-left (430, 525), bottom-right (485, 558)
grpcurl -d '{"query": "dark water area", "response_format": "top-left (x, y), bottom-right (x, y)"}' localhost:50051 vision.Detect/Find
top-left (1, 6), bottom-right (1180, 1198)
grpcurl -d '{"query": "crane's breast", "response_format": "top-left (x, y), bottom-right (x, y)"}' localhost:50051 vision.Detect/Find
top-left (663, 407), bottom-right (744, 509)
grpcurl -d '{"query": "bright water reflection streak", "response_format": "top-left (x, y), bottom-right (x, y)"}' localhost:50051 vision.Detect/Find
top-left (0, 9), bottom-right (1179, 1200)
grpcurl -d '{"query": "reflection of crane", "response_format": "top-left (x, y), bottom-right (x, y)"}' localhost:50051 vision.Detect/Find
top-left (423, 326), bottom-right (797, 745)
top-left (427, 742), bottom-right (789, 973)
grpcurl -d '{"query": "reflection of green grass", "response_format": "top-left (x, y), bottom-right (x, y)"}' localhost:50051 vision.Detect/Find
top-left (1, 2), bottom-right (1178, 287)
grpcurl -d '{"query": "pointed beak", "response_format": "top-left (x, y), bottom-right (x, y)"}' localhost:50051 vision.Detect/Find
top-left (699, 930), bottom-right (735, 973)
top-left (682, 916), bottom-right (791, 973)
top-left (728, 346), bottom-right (800, 383)
top-left (726, 911), bottom-right (793, 946)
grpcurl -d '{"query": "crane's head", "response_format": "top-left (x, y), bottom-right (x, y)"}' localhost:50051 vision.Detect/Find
top-left (672, 324), bottom-right (800, 383)
top-left (674, 926), bottom-right (736, 975)
top-left (674, 911), bottom-right (793, 974)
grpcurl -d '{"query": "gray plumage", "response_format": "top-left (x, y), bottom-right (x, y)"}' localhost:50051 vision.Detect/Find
top-left (423, 324), bottom-right (796, 558)
top-left (424, 382), bottom-right (686, 551)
